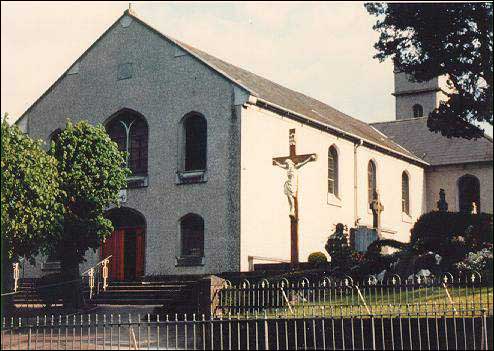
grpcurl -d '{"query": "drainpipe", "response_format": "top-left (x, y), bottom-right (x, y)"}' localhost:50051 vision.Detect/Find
top-left (354, 139), bottom-right (364, 226)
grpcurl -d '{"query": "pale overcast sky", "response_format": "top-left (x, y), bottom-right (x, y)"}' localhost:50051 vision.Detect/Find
top-left (5, 1), bottom-right (491, 138)
top-left (1, 1), bottom-right (399, 125)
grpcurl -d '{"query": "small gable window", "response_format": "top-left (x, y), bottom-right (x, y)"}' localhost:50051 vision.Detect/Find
top-left (413, 104), bottom-right (424, 118)
top-left (117, 63), bottom-right (133, 80)
top-left (328, 146), bottom-right (339, 196)
top-left (402, 171), bottom-right (410, 215)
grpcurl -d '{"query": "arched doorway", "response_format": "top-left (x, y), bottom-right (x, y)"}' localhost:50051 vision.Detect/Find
top-left (102, 208), bottom-right (146, 281)
top-left (458, 175), bottom-right (480, 213)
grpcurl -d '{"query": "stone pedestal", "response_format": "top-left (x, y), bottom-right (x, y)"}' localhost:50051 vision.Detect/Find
top-left (197, 275), bottom-right (226, 318)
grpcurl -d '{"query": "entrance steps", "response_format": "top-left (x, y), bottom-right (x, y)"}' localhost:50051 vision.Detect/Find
top-left (91, 277), bottom-right (202, 307)
top-left (12, 279), bottom-right (63, 306)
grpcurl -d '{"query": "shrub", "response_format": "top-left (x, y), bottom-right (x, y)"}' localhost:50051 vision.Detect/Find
top-left (455, 246), bottom-right (493, 278)
top-left (308, 252), bottom-right (328, 266)
top-left (410, 211), bottom-right (493, 267)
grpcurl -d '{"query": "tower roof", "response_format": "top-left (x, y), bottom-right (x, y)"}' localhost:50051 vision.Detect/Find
top-left (371, 117), bottom-right (493, 166)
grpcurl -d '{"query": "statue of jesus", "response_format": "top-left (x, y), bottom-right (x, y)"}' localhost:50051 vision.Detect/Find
top-left (273, 155), bottom-right (317, 217)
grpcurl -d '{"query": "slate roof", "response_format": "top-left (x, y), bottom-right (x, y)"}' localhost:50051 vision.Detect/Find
top-left (126, 13), bottom-right (426, 165)
top-left (371, 117), bottom-right (493, 166)
top-left (15, 10), bottom-right (428, 165)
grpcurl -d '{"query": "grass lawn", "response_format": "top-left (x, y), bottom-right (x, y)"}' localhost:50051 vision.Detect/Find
top-left (219, 286), bottom-right (493, 318)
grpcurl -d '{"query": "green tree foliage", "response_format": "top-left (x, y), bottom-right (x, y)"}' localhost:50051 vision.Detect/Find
top-left (48, 120), bottom-right (129, 306)
top-left (365, 3), bottom-right (493, 139)
top-left (1, 117), bottom-right (62, 313)
top-left (1, 117), bottom-right (62, 262)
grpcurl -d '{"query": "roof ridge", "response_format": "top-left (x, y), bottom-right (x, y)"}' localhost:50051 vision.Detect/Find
top-left (370, 117), bottom-right (428, 125)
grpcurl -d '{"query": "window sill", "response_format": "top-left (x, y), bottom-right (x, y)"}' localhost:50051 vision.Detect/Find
top-left (175, 256), bottom-right (204, 267)
top-left (327, 193), bottom-right (342, 207)
top-left (176, 170), bottom-right (207, 185)
top-left (401, 212), bottom-right (413, 224)
top-left (127, 175), bottom-right (148, 188)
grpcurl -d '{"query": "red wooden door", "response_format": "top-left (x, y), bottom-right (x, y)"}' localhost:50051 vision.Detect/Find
top-left (101, 227), bottom-right (145, 281)
top-left (101, 229), bottom-right (125, 281)
top-left (135, 228), bottom-right (145, 278)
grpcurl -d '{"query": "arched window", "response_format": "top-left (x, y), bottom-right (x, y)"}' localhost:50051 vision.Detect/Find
top-left (368, 160), bottom-right (377, 204)
top-left (402, 171), bottom-right (410, 214)
top-left (458, 175), bottom-right (480, 213)
top-left (106, 110), bottom-right (148, 177)
top-left (328, 146), bottom-right (339, 196)
top-left (182, 113), bottom-right (207, 171)
top-left (49, 128), bottom-right (62, 147)
top-left (180, 214), bottom-right (204, 257)
top-left (413, 104), bottom-right (424, 118)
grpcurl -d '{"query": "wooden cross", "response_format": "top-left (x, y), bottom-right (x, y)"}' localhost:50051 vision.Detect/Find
top-left (272, 129), bottom-right (317, 266)
top-left (370, 190), bottom-right (384, 238)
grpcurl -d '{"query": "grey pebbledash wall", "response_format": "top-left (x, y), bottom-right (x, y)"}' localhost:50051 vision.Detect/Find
top-left (21, 14), bottom-right (242, 276)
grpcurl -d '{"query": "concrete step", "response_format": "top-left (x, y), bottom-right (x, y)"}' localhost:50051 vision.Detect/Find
top-left (92, 298), bottom-right (176, 305)
top-left (107, 284), bottom-right (189, 290)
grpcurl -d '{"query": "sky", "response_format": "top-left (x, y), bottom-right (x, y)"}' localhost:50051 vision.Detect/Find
top-left (1, 1), bottom-right (491, 136)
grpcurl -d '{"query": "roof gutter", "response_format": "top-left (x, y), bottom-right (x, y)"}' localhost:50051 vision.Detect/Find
top-left (249, 97), bottom-right (429, 167)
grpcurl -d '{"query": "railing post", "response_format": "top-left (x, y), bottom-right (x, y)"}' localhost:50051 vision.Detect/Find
top-left (370, 312), bottom-right (376, 350)
top-left (102, 258), bottom-right (109, 291)
top-left (482, 308), bottom-right (488, 351)
top-left (264, 310), bottom-right (269, 350)
top-left (88, 268), bottom-right (95, 299)
top-left (12, 262), bottom-right (19, 292)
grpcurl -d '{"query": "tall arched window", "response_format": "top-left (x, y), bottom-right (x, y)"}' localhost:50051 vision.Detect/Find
top-left (368, 160), bottom-right (377, 204)
top-left (413, 104), bottom-right (424, 118)
top-left (49, 128), bottom-right (62, 146)
top-left (458, 175), bottom-right (480, 213)
top-left (182, 113), bottom-right (207, 171)
top-left (328, 146), bottom-right (339, 196)
top-left (48, 128), bottom-right (62, 150)
top-left (106, 110), bottom-right (148, 178)
top-left (402, 171), bottom-right (410, 214)
top-left (180, 214), bottom-right (204, 257)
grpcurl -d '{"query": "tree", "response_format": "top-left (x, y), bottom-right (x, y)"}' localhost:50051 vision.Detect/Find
top-left (48, 120), bottom-right (129, 308)
top-left (1, 116), bottom-right (62, 313)
top-left (365, 3), bottom-right (493, 139)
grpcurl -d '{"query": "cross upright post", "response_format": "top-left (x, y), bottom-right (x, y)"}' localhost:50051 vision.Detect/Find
top-left (370, 190), bottom-right (384, 238)
top-left (272, 129), bottom-right (317, 266)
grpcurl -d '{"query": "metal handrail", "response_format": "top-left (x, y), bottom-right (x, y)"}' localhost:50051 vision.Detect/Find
top-left (81, 255), bottom-right (112, 299)
top-left (81, 255), bottom-right (112, 276)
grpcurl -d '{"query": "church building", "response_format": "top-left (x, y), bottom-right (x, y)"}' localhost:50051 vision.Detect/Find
top-left (17, 10), bottom-right (493, 279)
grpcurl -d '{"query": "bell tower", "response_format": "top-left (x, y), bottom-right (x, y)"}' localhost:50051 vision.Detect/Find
top-left (393, 69), bottom-right (450, 120)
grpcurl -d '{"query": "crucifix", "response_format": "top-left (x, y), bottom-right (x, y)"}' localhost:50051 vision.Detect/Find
top-left (272, 129), bottom-right (317, 266)
top-left (370, 190), bottom-right (384, 238)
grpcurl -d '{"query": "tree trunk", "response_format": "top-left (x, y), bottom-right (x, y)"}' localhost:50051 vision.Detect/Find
top-left (59, 244), bottom-right (83, 311)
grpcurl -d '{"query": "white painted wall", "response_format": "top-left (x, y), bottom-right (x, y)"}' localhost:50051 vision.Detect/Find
top-left (426, 163), bottom-right (493, 214)
top-left (239, 105), bottom-right (426, 271)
